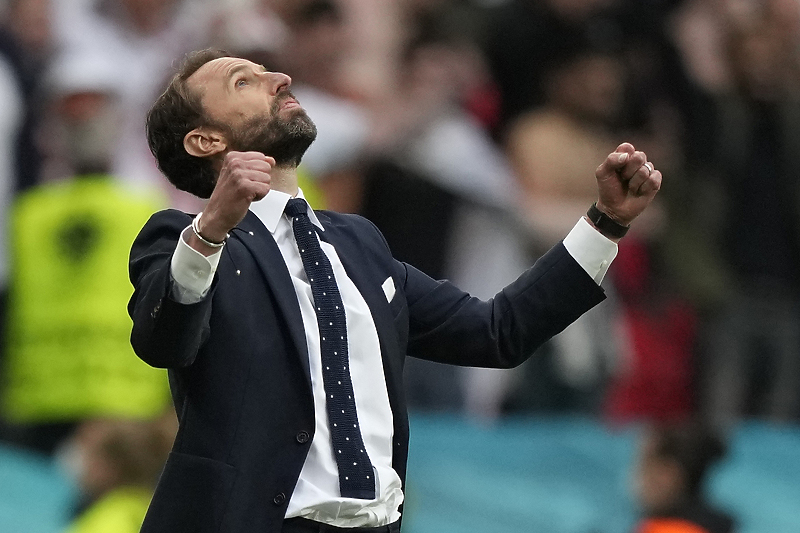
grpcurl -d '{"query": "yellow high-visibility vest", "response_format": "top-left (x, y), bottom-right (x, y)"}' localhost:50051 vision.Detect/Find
top-left (3, 176), bottom-right (170, 422)
top-left (67, 486), bottom-right (153, 533)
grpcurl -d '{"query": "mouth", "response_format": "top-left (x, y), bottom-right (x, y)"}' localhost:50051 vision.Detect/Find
top-left (281, 98), bottom-right (300, 111)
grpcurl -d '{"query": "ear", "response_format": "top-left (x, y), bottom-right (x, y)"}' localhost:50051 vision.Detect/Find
top-left (183, 126), bottom-right (227, 158)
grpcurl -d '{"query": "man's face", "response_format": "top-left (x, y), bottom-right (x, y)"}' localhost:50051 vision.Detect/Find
top-left (186, 57), bottom-right (317, 167)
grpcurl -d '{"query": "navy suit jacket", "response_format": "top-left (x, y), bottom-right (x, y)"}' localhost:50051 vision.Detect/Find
top-left (128, 208), bottom-right (606, 533)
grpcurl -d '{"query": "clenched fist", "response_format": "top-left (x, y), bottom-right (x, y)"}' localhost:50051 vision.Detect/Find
top-left (594, 142), bottom-right (662, 228)
top-left (194, 151), bottom-right (275, 247)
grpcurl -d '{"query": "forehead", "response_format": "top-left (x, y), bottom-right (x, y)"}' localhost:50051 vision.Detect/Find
top-left (186, 57), bottom-right (259, 92)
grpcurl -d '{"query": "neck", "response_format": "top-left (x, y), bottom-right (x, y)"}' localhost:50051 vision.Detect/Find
top-left (270, 165), bottom-right (299, 196)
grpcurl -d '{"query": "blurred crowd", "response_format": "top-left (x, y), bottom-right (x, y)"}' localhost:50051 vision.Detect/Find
top-left (1, 0), bottom-right (799, 530)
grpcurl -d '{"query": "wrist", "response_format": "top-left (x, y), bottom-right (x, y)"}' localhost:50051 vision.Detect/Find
top-left (586, 202), bottom-right (629, 240)
top-left (192, 212), bottom-right (229, 247)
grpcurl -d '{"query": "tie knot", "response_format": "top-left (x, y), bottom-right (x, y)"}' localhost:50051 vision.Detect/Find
top-left (285, 198), bottom-right (308, 218)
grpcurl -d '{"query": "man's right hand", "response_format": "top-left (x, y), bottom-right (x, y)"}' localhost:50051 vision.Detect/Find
top-left (189, 151), bottom-right (274, 254)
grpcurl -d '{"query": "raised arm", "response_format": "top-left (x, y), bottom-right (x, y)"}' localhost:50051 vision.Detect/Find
top-left (128, 210), bottom-right (218, 368)
top-left (401, 142), bottom-right (662, 367)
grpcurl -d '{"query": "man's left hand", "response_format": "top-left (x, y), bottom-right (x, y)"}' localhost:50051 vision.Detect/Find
top-left (594, 142), bottom-right (662, 227)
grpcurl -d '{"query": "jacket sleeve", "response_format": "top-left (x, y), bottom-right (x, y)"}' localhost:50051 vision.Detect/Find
top-left (128, 209), bottom-right (217, 369)
top-left (397, 242), bottom-right (607, 368)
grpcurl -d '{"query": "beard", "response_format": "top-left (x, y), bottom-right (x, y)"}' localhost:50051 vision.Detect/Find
top-left (224, 94), bottom-right (318, 168)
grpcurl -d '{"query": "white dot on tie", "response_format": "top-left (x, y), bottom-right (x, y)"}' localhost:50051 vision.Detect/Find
top-left (345, 476), bottom-right (349, 480)
top-left (333, 423), bottom-right (337, 427)
top-left (353, 462), bottom-right (357, 466)
top-left (322, 337), bottom-right (325, 341)
top-left (330, 322), bottom-right (333, 326)
top-left (308, 231), bottom-right (312, 235)
top-left (328, 276), bottom-right (331, 279)
top-left (346, 437), bottom-right (349, 441)
top-left (360, 449), bottom-right (364, 453)
top-left (330, 395), bottom-right (333, 398)
top-left (341, 410), bottom-right (345, 413)
top-left (340, 336), bottom-right (344, 340)
top-left (310, 278), bottom-right (314, 282)
top-left (353, 424), bottom-right (357, 428)
top-left (338, 381), bottom-right (341, 385)
top-left (318, 308), bottom-right (321, 311)
top-left (334, 351), bottom-right (337, 355)
top-left (338, 450), bottom-right (342, 454)
top-left (236, 270), bottom-right (241, 276)
top-left (315, 262), bottom-right (319, 265)
top-left (326, 366), bottom-right (329, 370)
top-left (366, 476), bottom-right (370, 479)
top-left (323, 292), bottom-right (326, 296)
top-left (248, 231), bottom-right (254, 235)
top-left (348, 395), bottom-right (352, 399)
top-left (335, 305), bottom-right (339, 309)
top-left (301, 249), bottom-right (305, 253)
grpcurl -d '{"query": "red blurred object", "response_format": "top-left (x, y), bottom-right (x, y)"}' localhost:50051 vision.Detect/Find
top-left (463, 82), bottom-right (502, 132)
top-left (605, 239), bottom-right (697, 423)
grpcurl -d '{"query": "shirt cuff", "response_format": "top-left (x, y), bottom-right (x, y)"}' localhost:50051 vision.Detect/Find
top-left (170, 226), bottom-right (223, 304)
top-left (562, 217), bottom-right (618, 284)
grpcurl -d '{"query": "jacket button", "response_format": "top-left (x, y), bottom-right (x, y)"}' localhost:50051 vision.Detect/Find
top-left (296, 431), bottom-right (310, 444)
top-left (273, 492), bottom-right (286, 505)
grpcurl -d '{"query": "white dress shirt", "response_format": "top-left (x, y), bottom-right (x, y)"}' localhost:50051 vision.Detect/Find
top-left (169, 189), bottom-right (618, 526)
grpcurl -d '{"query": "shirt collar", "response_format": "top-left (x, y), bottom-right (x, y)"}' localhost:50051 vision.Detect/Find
top-left (249, 187), bottom-right (324, 235)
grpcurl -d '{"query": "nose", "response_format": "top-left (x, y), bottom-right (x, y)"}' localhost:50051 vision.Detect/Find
top-left (266, 71), bottom-right (292, 95)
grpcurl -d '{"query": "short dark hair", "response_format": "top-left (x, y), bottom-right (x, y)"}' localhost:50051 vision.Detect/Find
top-left (651, 421), bottom-right (727, 497)
top-left (146, 49), bottom-right (231, 199)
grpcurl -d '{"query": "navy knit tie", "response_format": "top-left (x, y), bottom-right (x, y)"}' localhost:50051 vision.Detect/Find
top-left (285, 198), bottom-right (376, 500)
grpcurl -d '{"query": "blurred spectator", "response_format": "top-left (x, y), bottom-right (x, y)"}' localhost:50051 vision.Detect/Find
top-left (503, 31), bottom-right (627, 413)
top-left (505, 32), bottom-right (626, 244)
top-left (0, 0), bottom-right (47, 448)
top-left (0, 50), bottom-right (169, 454)
top-left (632, 421), bottom-right (735, 533)
top-left (360, 22), bottom-right (533, 418)
top-left (61, 414), bottom-right (177, 533)
top-left (482, 0), bottom-right (624, 133)
top-left (0, 0), bottom-right (51, 193)
top-left (333, 0), bottom-right (406, 102)
top-left (701, 3), bottom-right (800, 424)
top-left (51, 0), bottom-right (221, 209)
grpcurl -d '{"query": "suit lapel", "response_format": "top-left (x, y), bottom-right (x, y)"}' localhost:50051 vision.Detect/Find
top-left (233, 211), bottom-right (311, 387)
top-left (317, 215), bottom-right (402, 378)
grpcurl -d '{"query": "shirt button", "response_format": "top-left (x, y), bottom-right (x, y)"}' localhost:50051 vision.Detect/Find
top-left (296, 431), bottom-right (310, 444)
top-left (273, 492), bottom-right (286, 505)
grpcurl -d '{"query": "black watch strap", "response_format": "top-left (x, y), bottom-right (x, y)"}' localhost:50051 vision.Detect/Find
top-left (586, 202), bottom-right (629, 239)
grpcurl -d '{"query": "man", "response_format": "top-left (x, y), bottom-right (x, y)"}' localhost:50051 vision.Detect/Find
top-left (128, 49), bottom-right (661, 533)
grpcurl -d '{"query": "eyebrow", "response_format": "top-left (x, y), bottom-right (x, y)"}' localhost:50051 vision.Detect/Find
top-left (225, 63), bottom-right (269, 85)
top-left (225, 64), bottom-right (250, 85)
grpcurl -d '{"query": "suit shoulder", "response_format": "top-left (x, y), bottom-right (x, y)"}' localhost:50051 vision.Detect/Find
top-left (135, 209), bottom-right (193, 242)
top-left (318, 210), bottom-right (391, 252)
top-left (142, 208), bottom-right (194, 229)
top-left (130, 209), bottom-right (193, 271)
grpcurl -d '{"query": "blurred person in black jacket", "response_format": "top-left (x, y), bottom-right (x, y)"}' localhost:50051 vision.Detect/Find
top-left (702, 4), bottom-right (800, 424)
